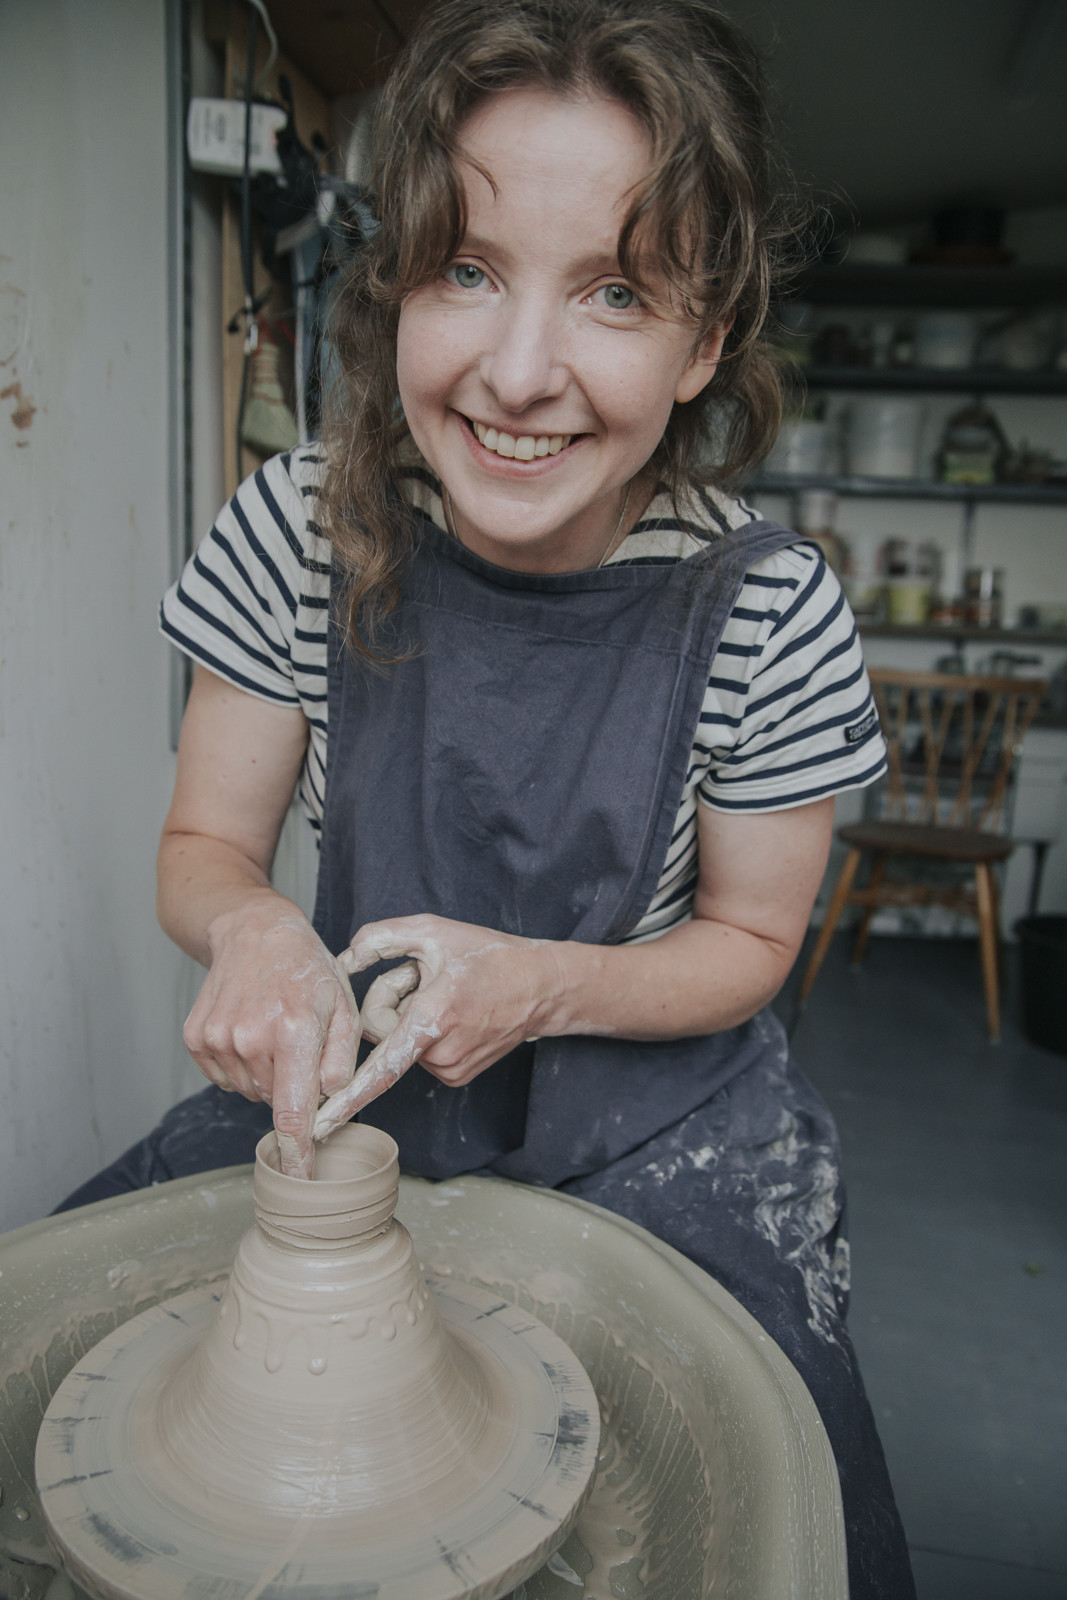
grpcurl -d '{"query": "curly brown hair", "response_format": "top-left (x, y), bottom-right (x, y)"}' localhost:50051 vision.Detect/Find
top-left (319, 0), bottom-right (800, 657)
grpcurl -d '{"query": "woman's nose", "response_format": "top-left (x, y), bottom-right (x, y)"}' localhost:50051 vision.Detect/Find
top-left (480, 295), bottom-right (567, 414)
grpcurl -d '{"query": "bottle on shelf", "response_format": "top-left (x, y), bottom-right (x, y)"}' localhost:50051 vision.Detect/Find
top-left (885, 538), bottom-right (935, 624)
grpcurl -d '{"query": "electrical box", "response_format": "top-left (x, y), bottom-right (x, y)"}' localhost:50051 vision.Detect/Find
top-left (187, 97), bottom-right (287, 177)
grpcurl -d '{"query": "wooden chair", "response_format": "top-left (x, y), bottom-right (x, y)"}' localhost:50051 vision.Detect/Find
top-left (798, 669), bottom-right (1047, 1040)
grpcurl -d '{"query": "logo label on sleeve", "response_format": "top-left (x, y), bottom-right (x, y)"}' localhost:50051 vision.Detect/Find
top-left (844, 709), bottom-right (878, 745)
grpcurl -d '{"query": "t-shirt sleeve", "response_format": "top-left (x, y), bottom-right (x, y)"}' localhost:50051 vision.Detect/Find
top-left (159, 452), bottom-right (325, 705)
top-left (699, 546), bottom-right (887, 812)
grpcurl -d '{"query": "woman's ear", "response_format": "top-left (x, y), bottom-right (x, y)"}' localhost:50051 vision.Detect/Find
top-left (675, 323), bottom-right (731, 404)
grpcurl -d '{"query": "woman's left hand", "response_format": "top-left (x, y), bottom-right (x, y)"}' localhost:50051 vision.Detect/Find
top-left (312, 915), bottom-right (558, 1140)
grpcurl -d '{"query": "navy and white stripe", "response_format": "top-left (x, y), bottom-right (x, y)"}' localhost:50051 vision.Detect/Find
top-left (161, 448), bottom-right (885, 942)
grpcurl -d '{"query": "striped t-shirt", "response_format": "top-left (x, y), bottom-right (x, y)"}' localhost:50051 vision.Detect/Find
top-left (161, 448), bottom-right (886, 943)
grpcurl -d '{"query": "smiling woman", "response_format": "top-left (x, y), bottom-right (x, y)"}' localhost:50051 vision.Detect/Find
top-left (394, 91), bottom-right (725, 573)
top-left (62, 2), bottom-right (913, 1593)
top-left (321, 0), bottom-right (794, 649)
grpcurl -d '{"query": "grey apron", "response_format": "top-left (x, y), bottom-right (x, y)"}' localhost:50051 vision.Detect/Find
top-left (65, 504), bottom-right (913, 1595)
top-left (312, 512), bottom-right (803, 1185)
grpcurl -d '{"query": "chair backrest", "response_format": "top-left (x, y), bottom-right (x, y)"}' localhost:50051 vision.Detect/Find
top-left (869, 669), bottom-right (1047, 833)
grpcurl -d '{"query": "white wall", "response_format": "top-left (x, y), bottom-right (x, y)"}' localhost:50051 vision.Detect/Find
top-left (0, 0), bottom-right (202, 1230)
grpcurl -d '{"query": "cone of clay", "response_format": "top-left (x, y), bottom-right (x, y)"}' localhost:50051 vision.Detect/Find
top-left (36, 1123), bottom-right (600, 1600)
top-left (153, 1126), bottom-right (509, 1536)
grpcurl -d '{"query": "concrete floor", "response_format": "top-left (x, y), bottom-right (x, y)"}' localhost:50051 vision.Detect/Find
top-left (777, 936), bottom-right (1067, 1600)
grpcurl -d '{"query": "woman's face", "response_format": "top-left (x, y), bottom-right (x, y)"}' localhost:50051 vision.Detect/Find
top-left (396, 88), bottom-right (724, 573)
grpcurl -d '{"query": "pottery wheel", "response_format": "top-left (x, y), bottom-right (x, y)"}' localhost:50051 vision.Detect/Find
top-left (36, 1274), bottom-right (600, 1600)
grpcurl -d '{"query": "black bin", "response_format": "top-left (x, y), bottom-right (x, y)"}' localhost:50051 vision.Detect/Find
top-left (1016, 916), bottom-right (1067, 1056)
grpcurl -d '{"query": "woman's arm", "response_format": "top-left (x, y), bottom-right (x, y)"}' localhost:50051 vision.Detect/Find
top-left (550, 795), bottom-right (835, 1037)
top-left (158, 666), bottom-right (361, 1176)
top-left (314, 797), bottom-right (833, 1135)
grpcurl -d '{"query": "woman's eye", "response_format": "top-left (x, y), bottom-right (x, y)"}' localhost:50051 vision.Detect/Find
top-left (448, 263), bottom-right (486, 289)
top-left (598, 283), bottom-right (637, 310)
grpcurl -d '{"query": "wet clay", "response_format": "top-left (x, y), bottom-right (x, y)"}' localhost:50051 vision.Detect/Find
top-left (35, 1127), bottom-right (600, 1600)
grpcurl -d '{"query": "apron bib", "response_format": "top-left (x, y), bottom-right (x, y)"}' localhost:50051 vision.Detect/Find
top-left (313, 513), bottom-right (804, 1182)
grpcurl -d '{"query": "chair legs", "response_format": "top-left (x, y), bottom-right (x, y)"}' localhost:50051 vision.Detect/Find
top-left (851, 854), bottom-right (885, 969)
top-left (974, 862), bottom-right (1002, 1043)
top-left (800, 840), bottom-right (1005, 1040)
top-left (798, 847), bottom-right (862, 1007)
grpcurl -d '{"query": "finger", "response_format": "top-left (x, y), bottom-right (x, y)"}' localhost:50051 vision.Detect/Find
top-left (312, 1008), bottom-right (441, 1141)
top-left (188, 1050), bottom-right (237, 1092)
top-left (183, 1009), bottom-right (237, 1092)
top-left (317, 989), bottom-right (363, 1097)
top-left (271, 1014), bottom-right (330, 1178)
top-left (361, 962), bottom-right (420, 1040)
top-left (341, 921), bottom-right (446, 980)
top-left (273, 1109), bottom-right (315, 1181)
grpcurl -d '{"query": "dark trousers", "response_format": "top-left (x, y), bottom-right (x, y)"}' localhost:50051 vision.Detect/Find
top-left (57, 1059), bottom-right (914, 1599)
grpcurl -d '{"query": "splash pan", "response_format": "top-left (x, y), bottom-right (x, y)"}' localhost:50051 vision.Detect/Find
top-left (0, 1169), bottom-right (847, 1599)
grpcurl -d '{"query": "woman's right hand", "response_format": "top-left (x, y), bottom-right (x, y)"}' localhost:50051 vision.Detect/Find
top-left (182, 895), bottom-right (362, 1180)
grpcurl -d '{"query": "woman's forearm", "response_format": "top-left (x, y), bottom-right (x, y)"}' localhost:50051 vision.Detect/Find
top-left (156, 829), bottom-right (306, 968)
top-left (540, 916), bottom-right (792, 1041)
top-left (535, 799), bottom-right (833, 1042)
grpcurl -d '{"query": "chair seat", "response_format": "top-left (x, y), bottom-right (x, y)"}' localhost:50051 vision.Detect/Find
top-left (838, 820), bottom-right (1013, 863)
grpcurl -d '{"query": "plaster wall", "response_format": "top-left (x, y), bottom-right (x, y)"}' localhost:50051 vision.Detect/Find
top-left (0, 0), bottom-right (199, 1229)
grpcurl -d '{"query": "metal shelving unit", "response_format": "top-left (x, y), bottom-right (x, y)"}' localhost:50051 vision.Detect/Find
top-left (796, 265), bottom-right (1067, 308)
top-left (750, 473), bottom-right (1067, 506)
top-left (858, 622), bottom-right (1067, 646)
top-left (794, 365), bottom-right (1067, 396)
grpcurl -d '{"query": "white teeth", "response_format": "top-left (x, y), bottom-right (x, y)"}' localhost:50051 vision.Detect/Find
top-left (472, 420), bottom-right (572, 459)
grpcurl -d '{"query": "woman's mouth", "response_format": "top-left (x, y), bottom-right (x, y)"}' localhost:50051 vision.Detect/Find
top-left (470, 418), bottom-right (574, 460)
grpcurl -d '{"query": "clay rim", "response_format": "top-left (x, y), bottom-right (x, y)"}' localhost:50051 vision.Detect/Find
top-left (254, 1126), bottom-right (400, 1245)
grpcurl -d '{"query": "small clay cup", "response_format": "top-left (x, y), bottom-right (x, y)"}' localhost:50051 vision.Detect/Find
top-left (253, 1124), bottom-right (399, 1247)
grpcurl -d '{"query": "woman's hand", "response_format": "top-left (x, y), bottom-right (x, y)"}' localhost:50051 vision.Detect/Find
top-left (313, 915), bottom-right (556, 1140)
top-left (184, 897), bottom-right (361, 1179)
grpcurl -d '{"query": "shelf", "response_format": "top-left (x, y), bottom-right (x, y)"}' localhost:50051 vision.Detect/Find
top-left (750, 473), bottom-right (1067, 505)
top-left (795, 265), bottom-right (1067, 308)
top-left (859, 623), bottom-right (1067, 646)
top-left (792, 365), bottom-right (1067, 396)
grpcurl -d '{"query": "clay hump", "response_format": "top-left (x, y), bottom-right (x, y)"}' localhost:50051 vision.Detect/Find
top-left (36, 1124), bottom-right (600, 1600)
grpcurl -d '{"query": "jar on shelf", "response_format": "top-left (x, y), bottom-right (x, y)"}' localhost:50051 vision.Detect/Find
top-left (964, 567), bottom-right (1004, 628)
top-left (795, 488), bottom-right (846, 575)
top-left (885, 538), bottom-right (933, 625)
top-left (937, 402), bottom-right (1008, 486)
top-left (927, 546), bottom-right (967, 625)
top-left (846, 398), bottom-right (925, 479)
top-left (841, 527), bottom-right (885, 621)
top-left (765, 415), bottom-right (832, 476)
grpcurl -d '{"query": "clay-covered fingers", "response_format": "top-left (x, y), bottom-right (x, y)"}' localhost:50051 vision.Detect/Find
top-left (361, 961), bottom-right (420, 1042)
top-left (183, 910), bottom-right (366, 1178)
top-left (268, 1011), bottom-right (332, 1181)
top-left (312, 1005), bottom-right (441, 1142)
top-left (316, 967), bottom-right (364, 1094)
top-left (183, 994), bottom-right (248, 1097)
top-left (340, 918), bottom-right (448, 981)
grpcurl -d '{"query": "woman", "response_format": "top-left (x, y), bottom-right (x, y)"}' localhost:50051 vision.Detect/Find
top-left (66, 2), bottom-right (911, 1590)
